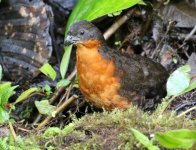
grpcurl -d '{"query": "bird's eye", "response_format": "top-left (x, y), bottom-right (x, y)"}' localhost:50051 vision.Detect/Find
top-left (80, 30), bottom-right (85, 35)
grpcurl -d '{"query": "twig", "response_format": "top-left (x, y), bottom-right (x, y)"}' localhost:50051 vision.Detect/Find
top-left (140, 0), bottom-right (165, 37)
top-left (177, 106), bottom-right (196, 118)
top-left (184, 25), bottom-right (196, 41)
top-left (50, 67), bottom-right (77, 104)
top-left (17, 127), bottom-right (31, 133)
top-left (9, 122), bottom-right (17, 140)
top-left (103, 9), bottom-right (134, 40)
top-left (57, 83), bottom-right (73, 107)
top-left (32, 68), bottom-right (77, 125)
top-left (37, 95), bottom-right (78, 129)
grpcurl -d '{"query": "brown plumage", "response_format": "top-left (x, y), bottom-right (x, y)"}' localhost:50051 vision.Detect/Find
top-left (64, 20), bottom-right (169, 110)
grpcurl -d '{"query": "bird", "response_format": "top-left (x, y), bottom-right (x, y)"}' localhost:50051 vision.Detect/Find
top-left (64, 20), bottom-right (169, 111)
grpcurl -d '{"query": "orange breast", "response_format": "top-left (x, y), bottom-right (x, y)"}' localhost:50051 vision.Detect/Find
top-left (76, 40), bottom-right (130, 110)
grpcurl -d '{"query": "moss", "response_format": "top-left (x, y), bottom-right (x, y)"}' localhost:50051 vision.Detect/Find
top-left (5, 106), bottom-right (196, 149)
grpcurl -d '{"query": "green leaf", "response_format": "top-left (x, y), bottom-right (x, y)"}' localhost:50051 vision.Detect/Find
top-left (163, 129), bottom-right (196, 140)
top-left (131, 128), bottom-right (150, 146)
top-left (131, 128), bottom-right (160, 150)
top-left (167, 65), bottom-right (191, 96)
top-left (0, 65), bottom-right (2, 81)
top-left (43, 127), bottom-right (62, 139)
top-left (0, 107), bottom-right (9, 123)
top-left (61, 0), bottom-right (141, 78)
top-left (56, 79), bottom-right (70, 88)
top-left (60, 45), bottom-right (72, 79)
top-left (0, 137), bottom-right (8, 150)
top-left (42, 85), bottom-right (52, 96)
top-left (66, 0), bottom-right (142, 30)
top-left (0, 83), bottom-right (18, 105)
top-left (179, 80), bottom-right (196, 95)
top-left (14, 87), bottom-right (38, 105)
top-left (63, 123), bottom-right (75, 136)
top-left (35, 100), bottom-right (56, 116)
top-left (155, 132), bottom-right (194, 149)
top-left (39, 63), bottom-right (56, 81)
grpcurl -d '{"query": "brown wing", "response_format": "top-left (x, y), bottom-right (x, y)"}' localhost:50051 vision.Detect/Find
top-left (106, 48), bottom-right (169, 99)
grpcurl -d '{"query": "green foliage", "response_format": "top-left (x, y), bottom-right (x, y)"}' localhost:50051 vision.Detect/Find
top-left (42, 123), bottom-right (75, 140)
top-left (0, 82), bottom-right (18, 123)
top-left (0, 138), bottom-right (8, 150)
top-left (66, 0), bottom-right (142, 29)
top-left (43, 127), bottom-right (62, 139)
top-left (39, 63), bottom-right (57, 81)
top-left (35, 100), bottom-right (56, 116)
top-left (131, 128), bottom-right (160, 150)
top-left (14, 87), bottom-right (39, 105)
top-left (62, 123), bottom-right (75, 136)
top-left (42, 85), bottom-right (52, 96)
top-left (155, 129), bottom-right (196, 149)
top-left (132, 128), bottom-right (196, 149)
top-left (180, 80), bottom-right (196, 95)
top-left (167, 65), bottom-right (191, 96)
top-left (61, 0), bottom-right (142, 78)
top-left (56, 79), bottom-right (70, 88)
top-left (0, 107), bottom-right (9, 123)
top-left (60, 45), bottom-right (72, 79)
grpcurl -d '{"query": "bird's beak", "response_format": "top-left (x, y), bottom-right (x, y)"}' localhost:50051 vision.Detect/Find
top-left (64, 35), bottom-right (80, 46)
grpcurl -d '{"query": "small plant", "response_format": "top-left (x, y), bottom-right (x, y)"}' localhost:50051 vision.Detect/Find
top-left (132, 128), bottom-right (196, 149)
top-left (0, 82), bottom-right (39, 123)
top-left (131, 128), bottom-right (159, 150)
top-left (0, 82), bottom-right (18, 123)
top-left (160, 65), bottom-right (196, 113)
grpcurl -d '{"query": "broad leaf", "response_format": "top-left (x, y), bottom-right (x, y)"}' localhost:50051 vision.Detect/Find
top-left (161, 129), bottom-right (196, 140)
top-left (35, 100), bottom-right (56, 116)
top-left (66, 0), bottom-right (142, 30)
top-left (14, 87), bottom-right (38, 105)
top-left (39, 63), bottom-right (56, 81)
top-left (167, 65), bottom-right (191, 96)
top-left (180, 80), bottom-right (196, 95)
top-left (155, 132), bottom-right (195, 149)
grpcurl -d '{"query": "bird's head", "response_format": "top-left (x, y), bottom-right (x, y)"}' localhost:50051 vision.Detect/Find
top-left (64, 20), bottom-right (105, 46)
